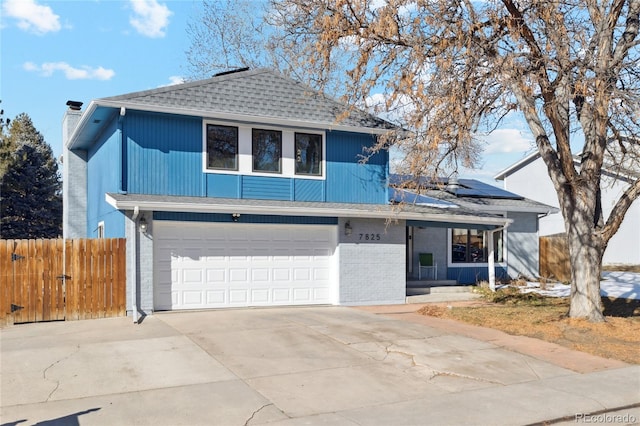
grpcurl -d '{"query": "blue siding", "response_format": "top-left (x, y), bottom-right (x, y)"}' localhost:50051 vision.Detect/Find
top-left (242, 176), bottom-right (292, 200)
top-left (447, 266), bottom-right (510, 285)
top-left (294, 179), bottom-right (324, 201)
top-left (326, 131), bottom-right (388, 204)
top-left (123, 113), bottom-right (389, 204)
top-left (87, 116), bottom-right (125, 237)
top-left (154, 211), bottom-right (337, 225)
top-left (126, 111), bottom-right (203, 196)
top-left (206, 174), bottom-right (240, 198)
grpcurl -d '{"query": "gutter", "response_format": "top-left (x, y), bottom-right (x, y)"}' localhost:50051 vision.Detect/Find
top-left (105, 194), bottom-right (512, 228)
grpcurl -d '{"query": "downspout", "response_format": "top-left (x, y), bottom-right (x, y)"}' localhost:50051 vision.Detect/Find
top-left (487, 223), bottom-right (510, 292)
top-left (131, 206), bottom-right (139, 324)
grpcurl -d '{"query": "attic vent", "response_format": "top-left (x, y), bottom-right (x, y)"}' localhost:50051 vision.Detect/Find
top-left (213, 67), bottom-right (250, 77)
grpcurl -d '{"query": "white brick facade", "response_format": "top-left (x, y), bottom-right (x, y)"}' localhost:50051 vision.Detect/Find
top-left (337, 218), bottom-right (406, 305)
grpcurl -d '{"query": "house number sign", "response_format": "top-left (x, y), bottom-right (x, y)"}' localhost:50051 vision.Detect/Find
top-left (359, 233), bottom-right (382, 241)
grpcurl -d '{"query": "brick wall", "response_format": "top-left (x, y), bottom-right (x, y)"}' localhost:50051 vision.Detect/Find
top-left (337, 218), bottom-right (406, 305)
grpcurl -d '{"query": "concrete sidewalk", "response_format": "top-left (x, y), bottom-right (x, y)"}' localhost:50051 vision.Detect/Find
top-left (1, 306), bottom-right (639, 425)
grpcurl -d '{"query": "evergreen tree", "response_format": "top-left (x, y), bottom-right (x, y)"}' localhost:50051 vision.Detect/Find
top-left (0, 113), bottom-right (62, 238)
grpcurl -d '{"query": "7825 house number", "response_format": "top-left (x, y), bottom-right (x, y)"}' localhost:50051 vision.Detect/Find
top-left (359, 233), bottom-right (381, 241)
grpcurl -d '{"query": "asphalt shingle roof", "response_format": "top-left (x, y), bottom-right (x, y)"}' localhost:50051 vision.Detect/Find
top-left (100, 68), bottom-right (393, 130)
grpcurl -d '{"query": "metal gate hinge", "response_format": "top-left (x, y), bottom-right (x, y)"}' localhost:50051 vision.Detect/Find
top-left (11, 253), bottom-right (25, 261)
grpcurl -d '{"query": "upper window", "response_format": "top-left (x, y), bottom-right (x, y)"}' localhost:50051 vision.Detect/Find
top-left (206, 124), bottom-right (238, 170)
top-left (451, 228), bottom-right (504, 263)
top-left (295, 133), bottom-right (322, 176)
top-left (252, 129), bottom-right (282, 173)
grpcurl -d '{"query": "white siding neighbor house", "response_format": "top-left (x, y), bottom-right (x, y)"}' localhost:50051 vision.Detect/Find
top-left (495, 153), bottom-right (640, 266)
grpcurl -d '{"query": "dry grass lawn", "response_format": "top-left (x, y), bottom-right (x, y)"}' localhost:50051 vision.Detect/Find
top-left (418, 289), bottom-right (640, 364)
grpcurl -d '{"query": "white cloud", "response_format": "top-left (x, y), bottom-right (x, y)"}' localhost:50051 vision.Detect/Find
top-left (129, 0), bottom-right (172, 38)
top-left (2, 0), bottom-right (61, 35)
top-left (481, 128), bottom-right (534, 154)
top-left (159, 76), bottom-right (185, 87)
top-left (23, 62), bottom-right (115, 80)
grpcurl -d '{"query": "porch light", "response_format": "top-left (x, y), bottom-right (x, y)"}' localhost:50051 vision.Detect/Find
top-left (139, 216), bottom-right (148, 233)
top-left (232, 213), bottom-right (241, 222)
top-left (344, 221), bottom-right (352, 236)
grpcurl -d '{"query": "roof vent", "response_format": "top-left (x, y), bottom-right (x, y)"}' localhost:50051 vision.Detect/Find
top-left (66, 100), bottom-right (83, 111)
top-left (447, 173), bottom-right (460, 194)
top-left (213, 67), bottom-right (250, 77)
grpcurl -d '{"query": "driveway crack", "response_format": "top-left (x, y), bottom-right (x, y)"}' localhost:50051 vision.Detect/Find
top-left (44, 345), bottom-right (80, 401)
top-left (429, 369), bottom-right (505, 385)
top-left (244, 403), bottom-right (273, 426)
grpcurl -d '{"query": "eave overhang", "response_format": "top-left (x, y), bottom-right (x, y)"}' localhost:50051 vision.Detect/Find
top-left (106, 193), bottom-right (512, 229)
top-left (68, 99), bottom-right (392, 150)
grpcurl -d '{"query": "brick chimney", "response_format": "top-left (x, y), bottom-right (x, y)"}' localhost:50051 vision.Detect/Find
top-left (62, 100), bottom-right (87, 239)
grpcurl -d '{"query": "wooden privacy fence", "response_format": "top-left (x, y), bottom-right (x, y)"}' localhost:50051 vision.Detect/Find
top-left (539, 234), bottom-right (571, 283)
top-left (1, 238), bottom-right (126, 326)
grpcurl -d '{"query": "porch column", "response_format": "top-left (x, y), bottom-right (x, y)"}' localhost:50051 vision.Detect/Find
top-left (487, 230), bottom-right (496, 291)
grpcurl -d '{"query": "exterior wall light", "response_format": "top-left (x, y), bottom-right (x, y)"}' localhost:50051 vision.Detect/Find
top-left (232, 213), bottom-right (241, 222)
top-left (139, 216), bottom-right (148, 233)
top-left (344, 220), bottom-right (352, 236)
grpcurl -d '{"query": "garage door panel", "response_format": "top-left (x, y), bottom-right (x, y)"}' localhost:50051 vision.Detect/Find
top-left (206, 269), bottom-right (226, 283)
top-left (229, 289), bottom-right (248, 304)
top-left (206, 290), bottom-right (226, 304)
top-left (293, 288), bottom-right (311, 301)
top-left (273, 268), bottom-right (291, 281)
top-left (252, 268), bottom-right (270, 281)
top-left (230, 269), bottom-right (248, 282)
top-left (154, 222), bottom-right (336, 310)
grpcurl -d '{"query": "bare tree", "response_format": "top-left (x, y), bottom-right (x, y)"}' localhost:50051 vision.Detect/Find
top-left (189, 0), bottom-right (640, 321)
top-left (266, 0), bottom-right (640, 322)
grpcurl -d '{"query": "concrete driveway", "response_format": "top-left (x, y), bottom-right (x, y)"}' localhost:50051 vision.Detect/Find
top-left (1, 306), bottom-right (639, 425)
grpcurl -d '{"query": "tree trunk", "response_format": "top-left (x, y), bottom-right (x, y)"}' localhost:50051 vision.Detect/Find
top-left (566, 225), bottom-right (605, 322)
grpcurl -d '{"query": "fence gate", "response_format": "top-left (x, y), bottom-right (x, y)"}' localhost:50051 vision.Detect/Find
top-left (539, 234), bottom-right (571, 283)
top-left (1, 239), bottom-right (126, 326)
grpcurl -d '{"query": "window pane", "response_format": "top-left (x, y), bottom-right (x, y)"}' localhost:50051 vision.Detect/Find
top-left (451, 229), bottom-right (468, 263)
top-left (295, 133), bottom-right (322, 175)
top-left (252, 129), bottom-right (282, 173)
top-left (451, 228), bottom-right (503, 263)
top-left (468, 229), bottom-right (487, 262)
top-left (207, 124), bottom-right (238, 170)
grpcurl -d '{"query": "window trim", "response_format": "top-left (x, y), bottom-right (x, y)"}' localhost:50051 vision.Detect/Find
top-left (252, 128), bottom-right (283, 174)
top-left (205, 123), bottom-right (239, 171)
top-left (294, 132), bottom-right (323, 176)
top-left (202, 120), bottom-right (325, 180)
top-left (447, 227), bottom-right (507, 267)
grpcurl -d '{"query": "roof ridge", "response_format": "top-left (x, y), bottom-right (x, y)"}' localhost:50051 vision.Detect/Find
top-left (99, 67), bottom-right (272, 101)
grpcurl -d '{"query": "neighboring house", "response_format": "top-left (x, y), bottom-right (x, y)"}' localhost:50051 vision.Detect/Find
top-left (495, 152), bottom-right (640, 266)
top-left (62, 68), bottom-right (552, 316)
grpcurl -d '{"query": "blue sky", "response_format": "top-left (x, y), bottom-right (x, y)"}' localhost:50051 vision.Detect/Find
top-left (1, 0), bottom-right (538, 185)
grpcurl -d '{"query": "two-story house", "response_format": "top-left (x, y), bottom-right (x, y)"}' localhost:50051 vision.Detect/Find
top-left (63, 68), bottom-right (551, 317)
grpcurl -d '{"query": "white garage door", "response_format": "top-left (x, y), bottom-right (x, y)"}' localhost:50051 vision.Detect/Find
top-left (153, 221), bottom-right (337, 310)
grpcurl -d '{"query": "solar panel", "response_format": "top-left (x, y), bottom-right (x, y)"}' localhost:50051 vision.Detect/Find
top-left (455, 179), bottom-right (524, 199)
top-left (389, 188), bottom-right (458, 208)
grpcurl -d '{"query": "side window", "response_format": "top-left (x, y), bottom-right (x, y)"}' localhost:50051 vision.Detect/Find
top-left (295, 132), bottom-right (322, 176)
top-left (252, 129), bottom-right (282, 173)
top-left (451, 228), bottom-right (504, 263)
top-left (206, 124), bottom-right (238, 170)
